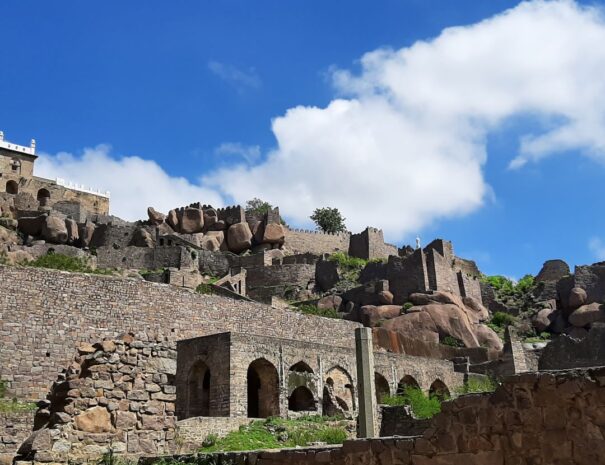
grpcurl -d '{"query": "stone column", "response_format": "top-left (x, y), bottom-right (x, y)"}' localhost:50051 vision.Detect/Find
top-left (355, 327), bottom-right (377, 438)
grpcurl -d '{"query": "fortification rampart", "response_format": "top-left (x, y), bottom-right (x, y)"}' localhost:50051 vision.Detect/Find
top-left (284, 228), bottom-right (350, 255)
top-left (0, 265), bottom-right (361, 401)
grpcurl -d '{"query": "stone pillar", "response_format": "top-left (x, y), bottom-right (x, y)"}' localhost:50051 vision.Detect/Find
top-left (355, 327), bottom-right (377, 438)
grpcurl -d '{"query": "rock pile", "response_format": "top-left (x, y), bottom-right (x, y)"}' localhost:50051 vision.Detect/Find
top-left (18, 334), bottom-right (178, 463)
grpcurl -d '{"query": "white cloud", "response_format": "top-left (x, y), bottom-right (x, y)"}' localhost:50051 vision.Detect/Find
top-left (208, 61), bottom-right (261, 92)
top-left (204, 0), bottom-right (605, 238)
top-left (589, 237), bottom-right (605, 261)
top-left (36, 145), bottom-right (224, 221)
top-left (214, 143), bottom-right (261, 164)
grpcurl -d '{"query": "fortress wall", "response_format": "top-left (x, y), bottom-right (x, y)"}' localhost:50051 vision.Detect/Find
top-left (0, 265), bottom-right (361, 401)
top-left (284, 228), bottom-right (350, 255)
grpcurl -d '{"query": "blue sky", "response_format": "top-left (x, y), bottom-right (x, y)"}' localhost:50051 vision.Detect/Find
top-left (1, 0), bottom-right (605, 278)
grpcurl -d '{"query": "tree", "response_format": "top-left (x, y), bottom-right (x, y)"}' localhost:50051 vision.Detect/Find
top-left (245, 198), bottom-right (273, 216)
top-left (310, 207), bottom-right (347, 234)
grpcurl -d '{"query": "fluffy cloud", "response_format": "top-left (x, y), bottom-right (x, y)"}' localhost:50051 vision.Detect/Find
top-left (589, 237), bottom-right (605, 261)
top-left (206, 0), bottom-right (605, 237)
top-left (36, 145), bottom-right (224, 221)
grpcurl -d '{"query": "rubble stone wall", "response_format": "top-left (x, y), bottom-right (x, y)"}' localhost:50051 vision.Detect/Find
top-left (284, 228), bottom-right (350, 256)
top-left (0, 411), bottom-right (35, 464)
top-left (0, 265), bottom-right (361, 401)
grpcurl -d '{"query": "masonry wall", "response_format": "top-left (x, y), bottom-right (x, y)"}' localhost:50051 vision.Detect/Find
top-left (245, 264), bottom-right (316, 302)
top-left (0, 411), bottom-right (35, 465)
top-left (0, 265), bottom-right (361, 401)
top-left (284, 228), bottom-right (350, 255)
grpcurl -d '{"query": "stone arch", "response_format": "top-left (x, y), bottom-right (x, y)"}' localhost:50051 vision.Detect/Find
top-left (397, 375), bottom-right (421, 395)
top-left (5, 180), bottom-right (18, 195)
top-left (289, 361), bottom-right (313, 373)
top-left (247, 358), bottom-right (279, 418)
top-left (375, 372), bottom-right (390, 403)
top-left (323, 366), bottom-right (354, 416)
top-left (288, 386), bottom-right (317, 412)
top-left (429, 379), bottom-right (450, 400)
top-left (186, 360), bottom-right (211, 417)
top-left (37, 188), bottom-right (50, 201)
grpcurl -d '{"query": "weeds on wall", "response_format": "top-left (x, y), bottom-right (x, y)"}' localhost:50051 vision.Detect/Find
top-left (26, 253), bottom-right (114, 275)
top-left (0, 380), bottom-right (37, 413)
top-left (198, 416), bottom-right (349, 453)
top-left (296, 304), bottom-right (341, 319)
top-left (380, 387), bottom-right (442, 419)
top-left (455, 377), bottom-right (499, 395)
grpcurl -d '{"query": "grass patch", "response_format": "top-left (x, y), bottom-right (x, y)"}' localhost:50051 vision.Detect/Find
top-left (296, 304), bottom-right (341, 319)
top-left (26, 253), bottom-right (113, 275)
top-left (199, 416), bottom-right (348, 453)
top-left (195, 283), bottom-right (215, 295)
top-left (0, 381), bottom-right (37, 413)
top-left (455, 377), bottom-right (498, 395)
top-left (523, 332), bottom-right (551, 344)
top-left (440, 336), bottom-right (464, 347)
top-left (380, 387), bottom-right (442, 419)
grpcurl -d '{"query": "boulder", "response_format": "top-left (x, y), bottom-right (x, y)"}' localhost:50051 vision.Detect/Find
top-left (18, 215), bottom-right (46, 237)
top-left (205, 230), bottom-right (225, 248)
top-left (179, 207), bottom-right (204, 234)
top-left (147, 207), bottom-right (166, 225)
top-left (166, 209), bottom-right (179, 229)
top-left (568, 302), bottom-right (605, 327)
top-left (4, 250), bottom-right (33, 265)
top-left (409, 291), bottom-right (464, 310)
top-left (317, 295), bottom-right (343, 312)
top-left (74, 406), bottom-right (112, 433)
top-left (532, 307), bottom-right (556, 332)
top-left (208, 219), bottom-right (227, 231)
top-left (378, 290), bottom-right (394, 305)
top-left (563, 326), bottom-right (589, 340)
top-left (535, 259), bottom-right (570, 283)
top-left (462, 296), bottom-right (489, 323)
top-left (78, 221), bottom-right (96, 248)
top-left (200, 235), bottom-right (220, 251)
top-left (382, 312), bottom-right (439, 344)
top-left (358, 305), bottom-right (402, 327)
top-left (474, 324), bottom-right (504, 351)
top-left (227, 222), bottom-right (253, 253)
top-left (41, 216), bottom-right (68, 244)
top-left (262, 223), bottom-right (285, 245)
top-left (130, 228), bottom-right (154, 248)
top-left (65, 218), bottom-right (79, 244)
top-left (422, 304), bottom-right (479, 348)
top-left (568, 287), bottom-right (587, 309)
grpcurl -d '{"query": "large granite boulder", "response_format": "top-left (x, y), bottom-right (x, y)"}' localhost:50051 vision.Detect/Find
top-left (462, 296), bottom-right (490, 323)
top-left (357, 305), bottom-right (402, 327)
top-left (409, 290), bottom-right (464, 310)
top-left (532, 307), bottom-right (556, 332)
top-left (474, 324), bottom-right (503, 351)
top-left (568, 302), bottom-right (605, 327)
top-left (147, 206), bottom-right (165, 225)
top-left (166, 209), bottom-right (179, 230)
top-left (262, 223), bottom-right (285, 245)
top-left (65, 218), bottom-right (79, 244)
top-left (381, 312), bottom-right (440, 344)
top-left (130, 227), bottom-right (154, 248)
top-left (41, 216), bottom-right (68, 244)
top-left (78, 220), bottom-right (96, 248)
top-left (568, 287), bottom-right (587, 309)
top-left (199, 235), bottom-right (221, 251)
top-left (317, 295), bottom-right (343, 312)
top-left (421, 303), bottom-right (479, 348)
top-left (227, 222), bottom-right (253, 253)
top-left (179, 207), bottom-right (204, 234)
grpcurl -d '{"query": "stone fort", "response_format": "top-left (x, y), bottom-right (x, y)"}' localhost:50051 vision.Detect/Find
top-left (0, 132), bottom-right (603, 465)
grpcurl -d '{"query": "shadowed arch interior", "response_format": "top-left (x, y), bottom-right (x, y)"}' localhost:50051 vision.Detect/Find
top-left (289, 361), bottom-right (313, 373)
top-left (429, 379), bottom-right (450, 400)
top-left (375, 372), bottom-right (390, 403)
top-left (397, 375), bottom-right (421, 395)
top-left (186, 360), bottom-right (211, 418)
top-left (288, 385), bottom-right (317, 411)
top-left (5, 180), bottom-right (18, 195)
top-left (247, 358), bottom-right (280, 418)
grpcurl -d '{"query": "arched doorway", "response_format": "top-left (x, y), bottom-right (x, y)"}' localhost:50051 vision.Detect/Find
top-left (37, 188), bottom-right (50, 205)
top-left (247, 358), bottom-right (280, 418)
top-left (429, 379), bottom-right (450, 400)
top-left (397, 375), bottom-right (420, 396)
top-left (5, 180), bottom-right (18, 195)
top-left (290, 361), bottom-right (313, 373)
top-left (186, 361), bottom-right (211, 417)
top-left (288, 386), bottom-right (316, 412)
top-left (375, 372), bottom-right (390, 404)
top-left (323, 366), bottom-right (354, 416)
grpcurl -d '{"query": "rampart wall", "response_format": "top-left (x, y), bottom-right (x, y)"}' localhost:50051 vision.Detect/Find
top-left (0, 265), bottom-right (361, 401)
top-left (284, 228), bottom-right (350, 255)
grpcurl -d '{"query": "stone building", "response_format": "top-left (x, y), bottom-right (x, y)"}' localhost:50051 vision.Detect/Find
top-left (0, 131), bottom-right (110, 216)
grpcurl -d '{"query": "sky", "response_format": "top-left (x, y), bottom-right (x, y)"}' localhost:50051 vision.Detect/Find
top-left (1, 0), bottom-right (605, 278)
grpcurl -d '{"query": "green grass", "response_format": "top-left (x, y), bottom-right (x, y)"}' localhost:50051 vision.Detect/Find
top-left (523, 332), bottom-right (551, 343)
top-left (195, 283), bottom-right (215, 295)
top-left (26, 253), bottom-right (113, 275)
top-left (440, 336), bottom-right (464, 347)
top-left (327, 252), bottom-right (367, 270)
top-left (199, 416), bottom-right (348, 453)
top-left (380, 387), bottom-right (442, 419)
top-left (0, 381), bottom-right (37, 413)
top-left (296, 304), bottom-right (341, 319)
top-left (455, 377), bottom-right (498, 395)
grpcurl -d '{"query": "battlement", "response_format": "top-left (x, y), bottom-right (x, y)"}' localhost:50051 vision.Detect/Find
top-left (0, 131), bottom-right (36, 157)
top-left (286, 227), bottom-right (351, 237)
top-left (54, 177), bottom-right (110, 198)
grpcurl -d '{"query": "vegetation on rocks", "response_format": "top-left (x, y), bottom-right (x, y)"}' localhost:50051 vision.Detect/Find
top-left (0, 380), bottom-right (36, 413)
top-left (198, 416), bottom-right (349, 453)
top-left (26, 253), bottom-right (113, 275)
top-left (455, 377), bottom-right (499, 395)
top-left (297, 304), bottom-right (341, 319)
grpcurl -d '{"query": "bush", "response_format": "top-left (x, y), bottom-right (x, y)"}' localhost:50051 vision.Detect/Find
top-left (196, 283), bottom-right (215, 295)
top-left (327, 252), bottom-right (367, 270)
top-left (310, 207), bottom-right (347, 234)
top-left (245, 198), bottom-right (273, 217)
top-left (403, 302), bottom-right (413, 312)
top-left (380, 387), bottom-right (442, 419)
top-left (441, 336), bottom-right (464, 347)
top-left (490, 312), bottom-right (517, 328)
top-left (27, 253), bottom-right (113, 275)
top-left (455, 377), bottom-right (498, 395)
top-left (297, 304), bottom-right (341, 319)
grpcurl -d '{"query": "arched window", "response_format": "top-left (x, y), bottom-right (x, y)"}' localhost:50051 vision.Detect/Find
top-left (5, 180), bottom-right (18, 195)
top-left (289, 361), bottom-right (313, 373)
top-left (288, 386), bottom-right (316, 412)
top-left (323, 366), bottom-right (354, 416)
top-left (429, 379), bottom-right (450, 400)
top-left (186, 361), bottom-right (211, 417)
top-left (397, 375), bottom-right (420, 396)
top-left (37, 188), bottom-right (50, 201)
top-left (375, 372), bottom-right (390, 403)
top-left (247, 358), bottom-right (280, 418)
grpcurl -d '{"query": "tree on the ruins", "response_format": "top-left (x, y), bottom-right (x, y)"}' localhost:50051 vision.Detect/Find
top-left (245, 198), bottom-right (273, 216)
top-left (310, 207), bottom-right (347, 234)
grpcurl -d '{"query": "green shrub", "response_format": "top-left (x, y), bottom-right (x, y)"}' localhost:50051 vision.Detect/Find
top-left (27, 253), bottom-right (113, 275)
top-left (490, 312), bottom-right (517, 328)
top-left (403, 302), bottom-right (413, 312)
top-left (380, 388), bottom-right (442, 419)
top-left (297, 304), bottom-right (341, 319)
top-left (441, 336), bottom-right (464, 347)
top-left (327, 252), bottom-right (367, 270)
top-left (196, 283), bottom-right (215, 295)
top-left (455, 377), bottom-right (498, 395)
